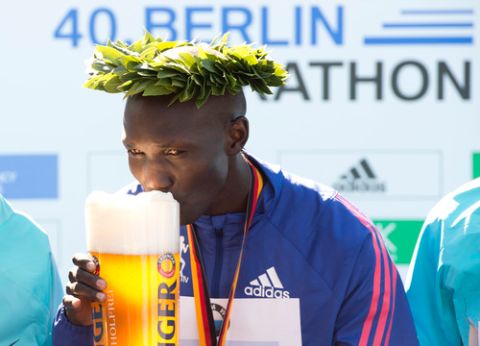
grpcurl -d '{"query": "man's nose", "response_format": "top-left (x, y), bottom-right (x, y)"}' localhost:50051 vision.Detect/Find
top-left (142, 162), bottom-right (173, 193)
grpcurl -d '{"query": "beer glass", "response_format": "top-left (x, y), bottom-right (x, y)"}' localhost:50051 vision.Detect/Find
top-left (85, 191), bottom-right (180, 345)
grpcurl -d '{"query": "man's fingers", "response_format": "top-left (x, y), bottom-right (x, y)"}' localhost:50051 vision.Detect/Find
top-left (72, 253), bottom-right (96, 273)
top-left (62, 294), bottom-right (93, 326)
top-left (68, 267), bottom-right (76, 283)
top-left (66, 282), bottom-right (106, 302)
top-left (62, 294), bottom-right (82, 311)
top-left (68, 266), bottom-right (107, 290)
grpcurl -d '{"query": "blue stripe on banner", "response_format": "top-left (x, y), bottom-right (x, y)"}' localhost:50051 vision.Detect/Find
top-left (400, 9), bottom-right (474, 15)
top-left (364, 36), bottom-right (473, 45)
top-left (383, 23), bottom-right (474, 29)
top-left (0, 154), bottom-right (59, 199)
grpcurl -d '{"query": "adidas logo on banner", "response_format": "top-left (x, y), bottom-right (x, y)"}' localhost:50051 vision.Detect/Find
top-left (244, 267), bottom-right (290, 299)
top-left (333, 158), bottom-right (386, 193)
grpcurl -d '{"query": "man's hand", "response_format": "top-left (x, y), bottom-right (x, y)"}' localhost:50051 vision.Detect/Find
top-left (63, 253), bottom-right (107, 326)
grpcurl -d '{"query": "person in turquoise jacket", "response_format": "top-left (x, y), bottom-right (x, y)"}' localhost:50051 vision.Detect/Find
top-left (406, 178), bottom-right (480, 345)
top-left (0, 193), bottom-right (63, 345)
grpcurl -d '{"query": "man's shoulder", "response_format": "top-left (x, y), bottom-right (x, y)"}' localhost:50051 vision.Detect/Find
top-left (415, 178), bottom-right (480, 286)
top-left (425, 178), bottom-right (480, 231)
top-left (256, 157), bottom-right (374, 253)
top-left (0, 195), bottom-right (50, 246)
top-left (258, 161), bottom-right (381, 294)
top-left (282, 169), bottom-right (337, 202)
top-left (253, 155), bottom-right (337, 204)
top-left (258, 158), bottom-right (365, 221)
top-left (435, 179), bottom-right (480, 273)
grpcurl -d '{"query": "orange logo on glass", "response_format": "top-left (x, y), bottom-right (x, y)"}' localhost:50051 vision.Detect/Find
top-left (158, 253), bottom-right (176, 278)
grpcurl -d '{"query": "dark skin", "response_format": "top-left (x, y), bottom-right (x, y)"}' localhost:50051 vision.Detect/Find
top-left (64, 92), bottom-right (251, 325)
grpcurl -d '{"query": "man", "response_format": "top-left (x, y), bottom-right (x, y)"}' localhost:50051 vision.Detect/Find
top-left (406, 178), bottom-right (480, 345)
top-left (0, 193), bottom-right (62, 345)
top-left (53, 34), bottom-right (418, 345)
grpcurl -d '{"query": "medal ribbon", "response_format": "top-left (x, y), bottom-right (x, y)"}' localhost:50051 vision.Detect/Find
top-left (187, 158), bottom-right (264, 346)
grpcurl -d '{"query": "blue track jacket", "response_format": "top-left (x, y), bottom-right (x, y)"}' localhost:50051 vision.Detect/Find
top-left (53, 156), bottom-right (418, 345)
top-left (0, 194), bottom-right (62, 346)
top-left (406, 178), bottom-right (480, 345)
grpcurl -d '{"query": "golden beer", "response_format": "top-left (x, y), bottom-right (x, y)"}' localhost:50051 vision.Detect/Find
top-left (86, 191), bottom-right (180, 346)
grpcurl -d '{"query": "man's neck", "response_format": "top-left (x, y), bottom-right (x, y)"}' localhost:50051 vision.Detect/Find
top-left (205, 154), bottom-right (251, 216)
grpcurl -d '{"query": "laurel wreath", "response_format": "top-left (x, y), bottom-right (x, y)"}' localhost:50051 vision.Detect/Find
top-left (83, 32), bottom-right (288, 107)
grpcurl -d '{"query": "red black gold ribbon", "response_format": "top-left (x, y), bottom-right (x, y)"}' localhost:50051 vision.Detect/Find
top-left (186, 158), bottom-right (264, 346)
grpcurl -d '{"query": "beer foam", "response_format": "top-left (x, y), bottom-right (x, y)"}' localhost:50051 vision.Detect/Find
top-left (86, 191), bottom-right (180, 254)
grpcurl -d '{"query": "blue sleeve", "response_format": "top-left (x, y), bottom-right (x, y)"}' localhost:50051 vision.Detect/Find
top-left (52, 307), bottom-right (93, 346)
top-left (334, 228), bottom-right (419, 345)
top-left (405, 220), bottom-right (462, 345)
top-left (0, 205), bottom-right (65, 346)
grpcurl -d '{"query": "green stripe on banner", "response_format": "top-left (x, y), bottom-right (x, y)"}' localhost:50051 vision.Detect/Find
top-left (374, 220), bottom-right (423, 264)
top-left (473, 152), bottom-right (480, 179)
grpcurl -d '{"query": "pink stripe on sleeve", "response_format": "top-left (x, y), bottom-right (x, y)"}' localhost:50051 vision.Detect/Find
top-left (384, 264), bottom-right (398, 344)
top-left (371, 228), bottom-right (393, 345)
top-left (334, 195), bottom-right (383, 346)
top-left (357, 223), bottom-right (383, 346)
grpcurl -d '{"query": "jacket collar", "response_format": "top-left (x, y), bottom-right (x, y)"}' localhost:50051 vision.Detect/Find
top-left (242, 152), bottom-right (283, 219)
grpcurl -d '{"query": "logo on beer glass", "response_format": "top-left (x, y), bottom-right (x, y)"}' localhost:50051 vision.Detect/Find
top-left (91, 255), bottom-right (100, 276)
top-left (158, 253), bottom-right (176, 278)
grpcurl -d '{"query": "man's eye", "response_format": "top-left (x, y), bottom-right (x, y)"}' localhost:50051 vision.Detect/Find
top-left (127, 149), bottom-right (144, 156)
top-left (164, 148), bottom-right (184, 156)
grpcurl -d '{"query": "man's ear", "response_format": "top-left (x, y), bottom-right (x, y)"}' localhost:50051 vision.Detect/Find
top-left (225, 116), bottom-right (249, 156)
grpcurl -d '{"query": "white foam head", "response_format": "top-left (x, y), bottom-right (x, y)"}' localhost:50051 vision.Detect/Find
top-left (86, 191), bottom-right (180, 254)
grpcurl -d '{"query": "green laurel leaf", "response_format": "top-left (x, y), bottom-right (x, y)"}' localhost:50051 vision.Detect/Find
top-left (83, 31), bottom-right (289, 107)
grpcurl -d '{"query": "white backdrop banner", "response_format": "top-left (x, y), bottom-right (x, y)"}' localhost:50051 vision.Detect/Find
top-left (0, 0), bottom-right (479, 281)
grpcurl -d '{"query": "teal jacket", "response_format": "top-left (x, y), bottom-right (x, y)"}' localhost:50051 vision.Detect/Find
top-left (406, 178), bottom-right (480, 345)
top-left (0, 194), bottom-right (62, 346)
